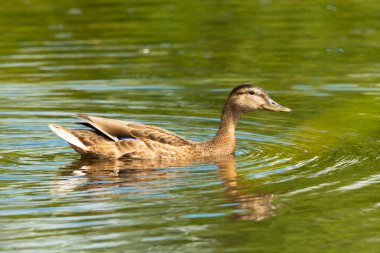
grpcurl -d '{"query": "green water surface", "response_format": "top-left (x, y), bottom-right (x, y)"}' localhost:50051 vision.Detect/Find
top-left (0, 1), bottom-right (379, 252)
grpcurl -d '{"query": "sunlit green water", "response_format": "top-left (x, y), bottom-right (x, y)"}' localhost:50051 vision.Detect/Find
top-left (1, 0), bottom-right (379, 252)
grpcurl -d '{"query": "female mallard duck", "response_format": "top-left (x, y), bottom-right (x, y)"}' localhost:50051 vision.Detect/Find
top-left (49, 84), bottom-right (291, 159)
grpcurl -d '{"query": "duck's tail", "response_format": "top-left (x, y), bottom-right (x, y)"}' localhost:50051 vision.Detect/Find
top-left (48, 124), bottom-right (89, 151)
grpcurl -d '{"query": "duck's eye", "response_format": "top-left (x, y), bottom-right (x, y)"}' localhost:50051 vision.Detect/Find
top-left (248, 90), bottom-right (255, 95)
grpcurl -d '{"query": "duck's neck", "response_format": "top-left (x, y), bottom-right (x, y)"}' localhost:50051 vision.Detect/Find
top-left (211, 102), bottom-right (241, 152)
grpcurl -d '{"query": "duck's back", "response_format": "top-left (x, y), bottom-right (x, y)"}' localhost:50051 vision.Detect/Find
top-left (49, 114), bottom-right (194, 159)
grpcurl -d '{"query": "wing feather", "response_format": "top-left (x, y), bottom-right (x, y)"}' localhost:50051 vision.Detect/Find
top-left (76, 114), bottom-right (191, 146)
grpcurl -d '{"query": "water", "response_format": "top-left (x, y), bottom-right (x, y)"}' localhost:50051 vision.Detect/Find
top-left (1, 1), bottom-right (380, 252)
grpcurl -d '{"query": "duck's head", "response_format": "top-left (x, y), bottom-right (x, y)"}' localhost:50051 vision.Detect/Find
top-left (227, 84), bottom-right (292, 113)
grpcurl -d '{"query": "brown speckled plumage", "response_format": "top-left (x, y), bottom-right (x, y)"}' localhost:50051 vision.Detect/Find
top-left (49, 84), bottom-right (291, 159)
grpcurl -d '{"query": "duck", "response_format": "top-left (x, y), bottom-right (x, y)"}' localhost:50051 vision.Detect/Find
top-left (49, 83), bottom-right (291, 160)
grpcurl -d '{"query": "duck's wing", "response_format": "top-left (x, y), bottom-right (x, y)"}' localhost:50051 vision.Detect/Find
top-left (76, 114), bottom-right (192, 146)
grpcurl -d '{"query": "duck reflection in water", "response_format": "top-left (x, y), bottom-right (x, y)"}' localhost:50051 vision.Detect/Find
top-left (53, 155), bottom-right (275, 221)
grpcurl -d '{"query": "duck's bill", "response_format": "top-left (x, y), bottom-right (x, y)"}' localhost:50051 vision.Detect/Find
top-left (262, 103), bottom-right (292, 112)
